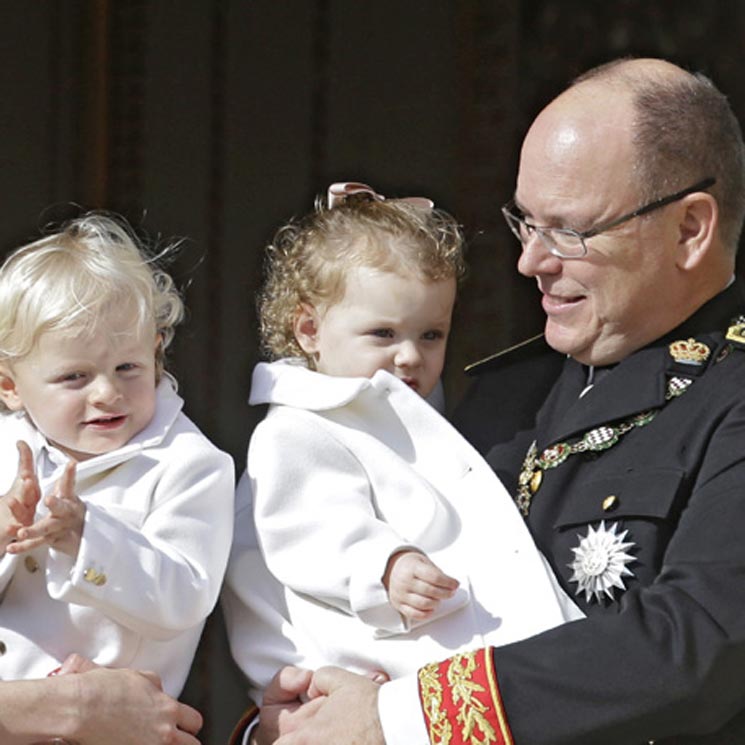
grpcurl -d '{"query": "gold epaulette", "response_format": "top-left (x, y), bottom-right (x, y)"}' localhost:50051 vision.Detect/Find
top-left (464, 333), bottom-right (547, 376)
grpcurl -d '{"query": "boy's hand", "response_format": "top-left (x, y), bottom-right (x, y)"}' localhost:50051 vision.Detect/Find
top-left (0, 441), bottom-right (41, 554)
top-left (9, 460), bottom-right (85, 559)
top-left (382, 550), bottom-right (459, 622)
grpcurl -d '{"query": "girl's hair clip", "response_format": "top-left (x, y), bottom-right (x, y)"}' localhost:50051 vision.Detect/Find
top-left (327, 181), bottom-right (434, 211)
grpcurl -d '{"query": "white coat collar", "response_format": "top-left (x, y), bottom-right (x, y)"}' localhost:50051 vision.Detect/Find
top-left (250, 358), bottom-right (416, 411)
top-left (11, 378), bottom-right (184, 480)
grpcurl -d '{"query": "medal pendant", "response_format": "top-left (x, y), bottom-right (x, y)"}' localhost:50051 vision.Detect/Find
top-left (529, 469), bottom-right (543, 494)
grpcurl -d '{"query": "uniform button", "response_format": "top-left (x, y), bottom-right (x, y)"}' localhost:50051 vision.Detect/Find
top-left (716, 344), bottom-right (731, 363)
top-left (0, 641), bottom-right (6, 655)
top-left (602, 495), bottom-right (619, 512)
top-left (24, 556), bottom-right (39, 573)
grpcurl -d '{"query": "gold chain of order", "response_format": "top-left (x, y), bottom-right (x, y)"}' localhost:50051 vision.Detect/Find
top-left (515, 376), bottom-right (692, 516)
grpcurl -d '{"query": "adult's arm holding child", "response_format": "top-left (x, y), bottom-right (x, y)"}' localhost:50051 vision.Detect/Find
top-left (0, 664), bottom-right (202, 745)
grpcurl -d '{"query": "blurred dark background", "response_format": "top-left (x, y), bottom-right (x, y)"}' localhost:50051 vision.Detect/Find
top-left (2, 2), bottom-right (744, 741)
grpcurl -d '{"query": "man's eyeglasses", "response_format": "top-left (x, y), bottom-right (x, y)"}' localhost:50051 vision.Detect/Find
top-left (501, 177), bottom-right (716, 259)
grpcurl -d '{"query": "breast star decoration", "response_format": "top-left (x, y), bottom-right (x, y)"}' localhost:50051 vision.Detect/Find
top-left (568, 520), bottom-right (636, 603)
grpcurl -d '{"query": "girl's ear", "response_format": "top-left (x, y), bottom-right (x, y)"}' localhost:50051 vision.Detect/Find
top-left (0, 367), bottom-right (23, 411)
top-left (293, 304), bottom-right (321, 355)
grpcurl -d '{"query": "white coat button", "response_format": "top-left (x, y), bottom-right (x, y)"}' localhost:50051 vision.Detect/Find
top-left (83, 568), bottom-right (107, 586)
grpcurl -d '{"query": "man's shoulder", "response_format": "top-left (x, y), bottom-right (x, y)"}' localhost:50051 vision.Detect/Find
top-left (459, 333), bottom-right (565, 403)
top-left (699, 315), bottom-right (745, 394)
top-left (453, 335), bottom-right (564, 456)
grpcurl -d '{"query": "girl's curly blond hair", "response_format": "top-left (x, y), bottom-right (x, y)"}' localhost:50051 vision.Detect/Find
top-left (258, 192), bottom-right (466, 364)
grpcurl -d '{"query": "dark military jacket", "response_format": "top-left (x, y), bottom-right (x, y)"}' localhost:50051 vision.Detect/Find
top-left (451, 282), bottom-right (745, 745)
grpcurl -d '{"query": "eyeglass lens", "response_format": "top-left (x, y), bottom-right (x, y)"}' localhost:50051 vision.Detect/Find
top-left (504, 207), bottom-right (585, 257)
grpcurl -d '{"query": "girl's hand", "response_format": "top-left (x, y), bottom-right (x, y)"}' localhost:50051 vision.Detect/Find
top-left (383, 550), bottom-right (459, 622)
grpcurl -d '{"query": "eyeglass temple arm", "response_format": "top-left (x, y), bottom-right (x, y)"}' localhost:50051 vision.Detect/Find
top-left (582, 177), bottom-right (716, 239)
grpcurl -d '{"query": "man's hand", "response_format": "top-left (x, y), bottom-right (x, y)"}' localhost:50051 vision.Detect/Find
top-left (56, 652), bottom-right (99, 675)
top-left (68, 666), bottom-right (203, 744)
top-left (383, 549), bottom-right (459, 622)
top-left (274, 667), bottom-right (384, 745)
top-left (250, 667), bottom-right (313, 745)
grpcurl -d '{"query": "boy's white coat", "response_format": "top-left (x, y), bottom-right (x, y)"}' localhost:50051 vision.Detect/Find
top-left (0, 381), bottom-right (234, 695)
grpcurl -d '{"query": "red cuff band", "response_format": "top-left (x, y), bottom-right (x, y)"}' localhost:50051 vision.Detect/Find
top-left (418, 648), bottom-right (513, 745)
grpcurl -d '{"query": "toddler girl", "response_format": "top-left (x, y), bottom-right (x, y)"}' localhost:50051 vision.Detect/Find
top-left (0, 213), bottom-right (234, 695)
top-left (223, 183), bottom-right (582, 697)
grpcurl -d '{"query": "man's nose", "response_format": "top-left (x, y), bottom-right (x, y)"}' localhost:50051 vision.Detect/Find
top-left (516, 231), bottom-right (563, 278)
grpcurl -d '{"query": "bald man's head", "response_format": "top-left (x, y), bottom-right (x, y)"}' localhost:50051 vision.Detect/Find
top-left (565, 58), bottom-right (745, 254)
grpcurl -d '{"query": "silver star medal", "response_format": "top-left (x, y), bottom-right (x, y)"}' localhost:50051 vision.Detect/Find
top-left (568, 520), bottom-right (636, 603)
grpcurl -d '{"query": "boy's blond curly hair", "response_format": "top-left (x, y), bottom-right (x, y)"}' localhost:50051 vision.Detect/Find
top-left (0, 213), bottom-right (183, 407)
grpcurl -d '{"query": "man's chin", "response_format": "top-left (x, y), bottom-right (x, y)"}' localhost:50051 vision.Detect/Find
top-left (545, 325), bottom-right (603, 365)
top-left (543, 323), bottom-right (583, 357)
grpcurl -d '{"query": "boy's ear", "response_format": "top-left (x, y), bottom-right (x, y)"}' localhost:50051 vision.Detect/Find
top-left (293, 304), bottom-right (321, 355)
top-left (0, 367), bottom-right (23, 411)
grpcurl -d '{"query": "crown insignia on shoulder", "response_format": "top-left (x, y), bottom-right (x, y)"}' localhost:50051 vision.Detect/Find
top-left (668, 337), bottom-right (711, 365)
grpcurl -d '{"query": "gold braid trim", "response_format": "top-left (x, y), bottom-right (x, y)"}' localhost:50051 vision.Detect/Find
top-left (419, 650), bottom-right (513, 745)
top-left (485, 651), bottom-right (514, 745)
top-left (448, 653), bottom-right (499, 745)
top-left (419, 661), bottom-right (453, 744)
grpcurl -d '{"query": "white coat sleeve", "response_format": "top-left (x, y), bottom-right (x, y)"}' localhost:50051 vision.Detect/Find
top-left (250, 411), bottom-right (410, 633)
top-left (378, 674), bottom-right (429, 745)
top-left (45, 442), bottom-right (235, 640)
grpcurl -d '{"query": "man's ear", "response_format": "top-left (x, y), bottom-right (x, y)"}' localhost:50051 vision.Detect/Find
top-left (0, 367), bottom-right (23, 411)
top-left (676, 192), bottom-right (718, 270)
top-left (293, 304), bottom-right (321, 356)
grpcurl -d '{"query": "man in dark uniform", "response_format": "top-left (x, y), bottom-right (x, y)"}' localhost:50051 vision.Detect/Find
top-left (256, 57), bottom-right (745, 745)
